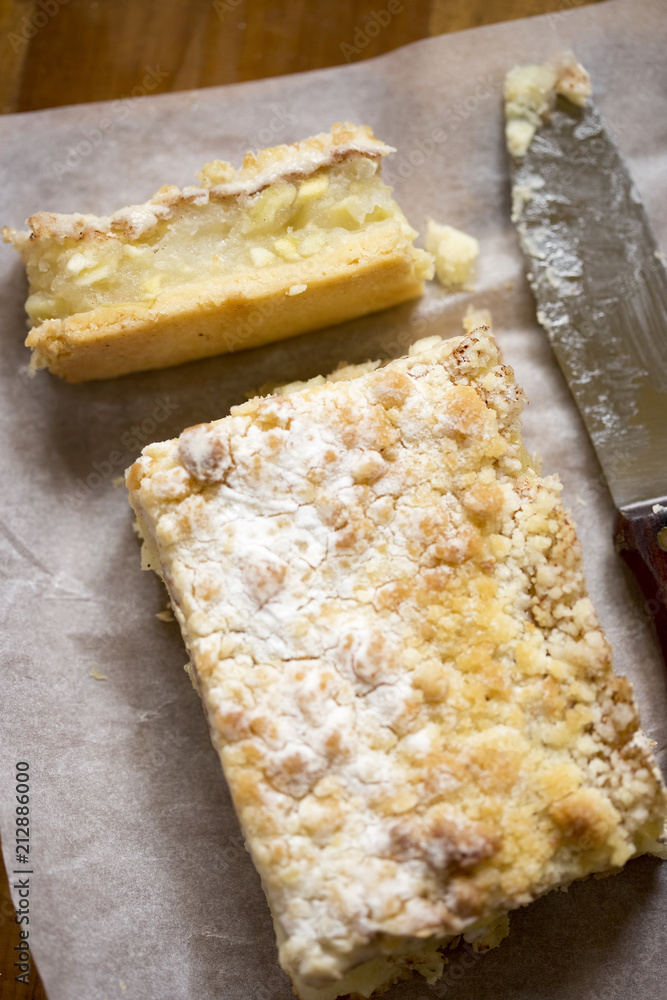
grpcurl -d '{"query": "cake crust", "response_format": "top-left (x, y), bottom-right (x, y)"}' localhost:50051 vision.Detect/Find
top-left (126, 329), bottom-right (667, 999)
top-left (22, 227), bottom-right (427, 382)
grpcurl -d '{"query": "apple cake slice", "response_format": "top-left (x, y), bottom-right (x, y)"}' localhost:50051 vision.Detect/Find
top-left (3, 123), bottom-right (432, 382)
top-left (126, 327), bottom-right (666, 1000)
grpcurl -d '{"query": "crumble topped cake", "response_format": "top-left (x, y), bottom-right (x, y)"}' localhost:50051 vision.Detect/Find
top-left (126, 328), bottom-right (666, 1000)
top-left (3, 123), bottom-right (432, 382)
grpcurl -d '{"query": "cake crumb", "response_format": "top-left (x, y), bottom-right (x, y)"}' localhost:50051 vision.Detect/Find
top-left (505, 55), bottom-right (591, 157)
top-left (425, 218), bottom-right (478, 290)
top-left (89, 664), bottom-right (107, 681)
top-left (463, 304), bottom-right (492, 334)
top-left (184, 662), bottom-right (198, 690)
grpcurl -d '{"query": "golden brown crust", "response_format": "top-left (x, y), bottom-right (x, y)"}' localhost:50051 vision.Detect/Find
top-left (127, 329), bottom-right (667, 1000)
top-left (504, 55), bottom-right (591, 158)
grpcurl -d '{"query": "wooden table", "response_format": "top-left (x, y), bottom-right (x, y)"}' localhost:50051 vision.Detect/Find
top-left (0, 0), bottom-right (601, 996)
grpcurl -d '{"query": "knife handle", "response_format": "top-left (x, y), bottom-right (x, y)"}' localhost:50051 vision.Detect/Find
top-left (615, 502), bottom-right (667, 663)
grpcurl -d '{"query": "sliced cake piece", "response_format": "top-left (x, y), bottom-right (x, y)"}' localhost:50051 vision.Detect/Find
top-left (3, 123), bottom-right (433, 382)
top-left (126, 328), bottom-right (666, 1000)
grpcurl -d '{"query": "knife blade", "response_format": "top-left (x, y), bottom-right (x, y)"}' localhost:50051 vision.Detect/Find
top-left (506, 69), bottom-right (667, 661)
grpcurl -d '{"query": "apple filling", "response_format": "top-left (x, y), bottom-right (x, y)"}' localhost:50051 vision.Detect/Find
top-left (14, 156), bottom-right (429, 324)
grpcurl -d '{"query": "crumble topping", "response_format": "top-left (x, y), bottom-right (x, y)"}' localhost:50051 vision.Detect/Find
top-left (127, 329), bottom-right (666, 998)
top-left (4, 123), bottom-right (393, 244)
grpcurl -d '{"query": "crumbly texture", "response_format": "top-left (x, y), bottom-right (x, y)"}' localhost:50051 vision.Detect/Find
top-left (505, 55), bottom-right (592, 158)
top-left (11, 124), bottom-right (396, 244)
top-left (3, 123), bottom-right (432, 382)
top-left (425, 219), bottom-right (479, 291)
top-left (126, 330), bottom-right (666, 1000)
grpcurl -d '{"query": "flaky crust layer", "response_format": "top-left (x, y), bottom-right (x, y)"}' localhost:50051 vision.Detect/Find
top-left (127, 330), bottom-right (666, 999)
top-left (15, 123), bottom-right (394, 243)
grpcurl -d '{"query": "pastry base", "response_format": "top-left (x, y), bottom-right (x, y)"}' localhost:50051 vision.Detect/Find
top-left (26, 224), bottom-right (424, 382)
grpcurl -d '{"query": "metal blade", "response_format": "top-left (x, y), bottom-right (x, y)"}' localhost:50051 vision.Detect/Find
top-left (510, 97), bottom-right (667, 510)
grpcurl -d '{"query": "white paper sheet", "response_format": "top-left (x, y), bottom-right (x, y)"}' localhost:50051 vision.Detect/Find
top-left (1, 1), bottom-right (666, 997)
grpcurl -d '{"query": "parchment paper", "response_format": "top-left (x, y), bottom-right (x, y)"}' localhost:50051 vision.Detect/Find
top-left (2, 1), bottom-right (667, 997)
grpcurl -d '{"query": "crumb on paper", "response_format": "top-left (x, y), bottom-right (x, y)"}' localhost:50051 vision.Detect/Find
top-left (89, 664), bottom-right (107, 681)
top-left (112, 475), bottom-right (125, 488)
top-left (463, 304), bottom-right (492, 334)
top-left (575, 494), bottom-right (588, 507)
top-left (156, 608), bottom-right (175, 622)
top-left (425, 218), bottom-right (479, 291)
top-left (468, 913), bottom-right (510, 952)
top-left (184, 662), bottom-right (197, 690)
top-left (120, 982), bottom-right (127, 992)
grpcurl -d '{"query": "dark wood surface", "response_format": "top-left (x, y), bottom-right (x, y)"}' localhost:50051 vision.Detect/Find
top-left (1, 0), bottom-right (600, 114)
top-left (0, 1), bottom-right (602, 997)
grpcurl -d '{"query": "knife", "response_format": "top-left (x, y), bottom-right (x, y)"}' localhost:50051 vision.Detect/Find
top-left (505, 65), bottom-right (667, 662)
